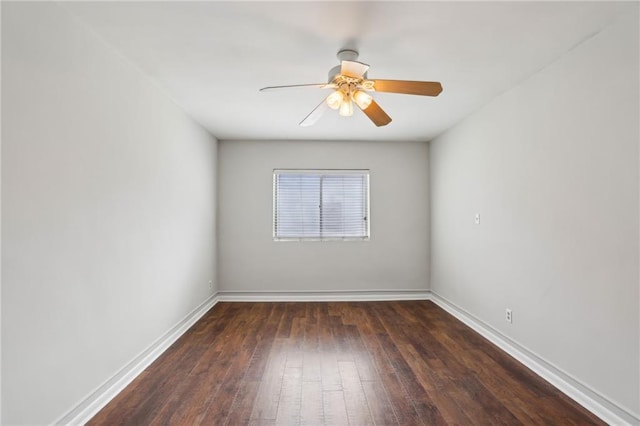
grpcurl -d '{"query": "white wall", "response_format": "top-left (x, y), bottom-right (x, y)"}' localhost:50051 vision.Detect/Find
top-left (218, 140), bottom-right (429, 293)
top-left (1, 3), bottom-right (217, 424)
top-left (430, 11), bottom-right (639, 420)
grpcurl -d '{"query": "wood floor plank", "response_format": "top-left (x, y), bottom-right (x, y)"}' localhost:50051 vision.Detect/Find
top-left (273, 366), bottom-right (303, 425)
top-left (338, 360), bottom-right (374, 425)
top-left (88, 301), bottom-right (606, 426)
top-left (197, 344), bottom-right (255, 424)
top-left (399, 344), bottom-right (465, 425)
top-left (224, 379), bottom-right (261, 426)
top-left (302, 303), bottom-right (320, 352)
top-left (361, 380), bottom-right (399, 425)
top-left (321, 390), bottom-right (349, 425)
top-left (163, 312), bottom-right (255, 424)
top-left (319, 349), bottom-right (343, 392)
top-left (374, 304), bottom-right (452, 424)
top-left (343, 321), bottom-right (379, 382)
top-left (300, 381), bottom-right (324, 425)
top-left (250, 339), bottom-right (288, 422)
top-left (302, 351), bottom-right (322, 383)
top-left (359, 334), bottom-right (424, 425)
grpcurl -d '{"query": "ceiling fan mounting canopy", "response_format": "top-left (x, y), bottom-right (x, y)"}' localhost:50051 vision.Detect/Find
top-left (260, 48), bottom-right (443, 127)
top-left (336, 49), bottom-right (360, 62)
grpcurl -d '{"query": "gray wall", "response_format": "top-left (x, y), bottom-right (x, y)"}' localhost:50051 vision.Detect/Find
top-left (1, 3), bottom-right (217, 424)
top-left (217, 140), bottom-right (429, 293)
top-left (429, 12), bottom-right (639, 417)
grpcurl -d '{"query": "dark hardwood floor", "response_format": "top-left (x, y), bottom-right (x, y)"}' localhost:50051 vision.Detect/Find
top-left (88, 301), bottom-right (604, 425)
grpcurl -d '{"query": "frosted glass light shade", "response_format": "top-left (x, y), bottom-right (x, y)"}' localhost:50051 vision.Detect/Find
top-left (353, 90), bottom-right (373, 109)
top-left (339, 100), bottom-right (354, 117)
top-left (326, 91), bottom-right (344, 110)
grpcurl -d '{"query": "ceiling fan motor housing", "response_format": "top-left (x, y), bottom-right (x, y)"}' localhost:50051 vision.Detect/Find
top-left (327, 65), bottom-right (342, 82)
top-left (328, 50), bottom-right (368, 82)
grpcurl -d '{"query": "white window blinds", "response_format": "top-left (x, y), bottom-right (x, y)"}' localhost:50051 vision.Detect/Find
top-left (273, 170), bottom-right (370, 240)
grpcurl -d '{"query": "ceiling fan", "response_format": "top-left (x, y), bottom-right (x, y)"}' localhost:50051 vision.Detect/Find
top-left (260, 49), bottom-right (443, 127)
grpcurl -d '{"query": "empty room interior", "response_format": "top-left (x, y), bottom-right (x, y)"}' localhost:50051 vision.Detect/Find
top-left (1, 1), bottom-right (639, 425)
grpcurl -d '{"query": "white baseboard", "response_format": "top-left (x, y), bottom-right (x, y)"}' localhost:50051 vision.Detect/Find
top-left (216, 290), bottom-right (431, 302)
top-left (430, 292), bottom-right (640, 426)
top-left (54, 293), bottom-right (219, 426)
top-left (53, 291), bottom-right (638, 426)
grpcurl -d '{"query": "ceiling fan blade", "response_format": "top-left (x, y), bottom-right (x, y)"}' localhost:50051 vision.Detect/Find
top-left (371, 80), bottom-right (443, 96)
top-left (360, 99), bottom-right (392, 127)
top-left (299, 97), bottom-right (330, 127)
top-left (260, 83), bottom-right (335, 92)
top-left (341, 60), bottom-right (370, 78)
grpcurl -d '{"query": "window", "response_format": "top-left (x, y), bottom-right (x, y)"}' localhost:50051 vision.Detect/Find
top-left (273, 169), bottom-right (370, 241)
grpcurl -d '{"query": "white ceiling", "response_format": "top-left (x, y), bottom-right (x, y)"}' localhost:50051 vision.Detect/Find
top-left (62, 1), bottom-right (631, 142)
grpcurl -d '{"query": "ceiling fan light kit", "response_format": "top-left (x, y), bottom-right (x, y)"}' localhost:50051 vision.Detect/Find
top-left (260, 49), bottom-right (443, 127)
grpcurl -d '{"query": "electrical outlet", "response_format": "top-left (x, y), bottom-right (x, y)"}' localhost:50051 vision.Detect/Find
top-left (209, 280), bottom-right (213, 290)
top-left (505, 308), bottom-right (512, 324)
top-left (474, 213), bottom-right (480, 225)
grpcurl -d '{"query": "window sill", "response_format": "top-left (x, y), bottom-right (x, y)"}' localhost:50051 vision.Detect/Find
top-left (273, 237), bottom-right (370, 242)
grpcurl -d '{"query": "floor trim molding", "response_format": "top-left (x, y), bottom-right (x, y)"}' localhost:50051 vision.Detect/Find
top-left (54, 291), bottom-right (638, 425)
top-left (54, 293), bottom-right (219, 425)
top-left (430, 291), bottom-right (639, 425)
top-left (217, 290), bottom-right (431, 302)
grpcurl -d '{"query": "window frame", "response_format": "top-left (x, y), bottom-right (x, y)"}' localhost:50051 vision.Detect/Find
top-left (272, 168), bottom-right (370, 242)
